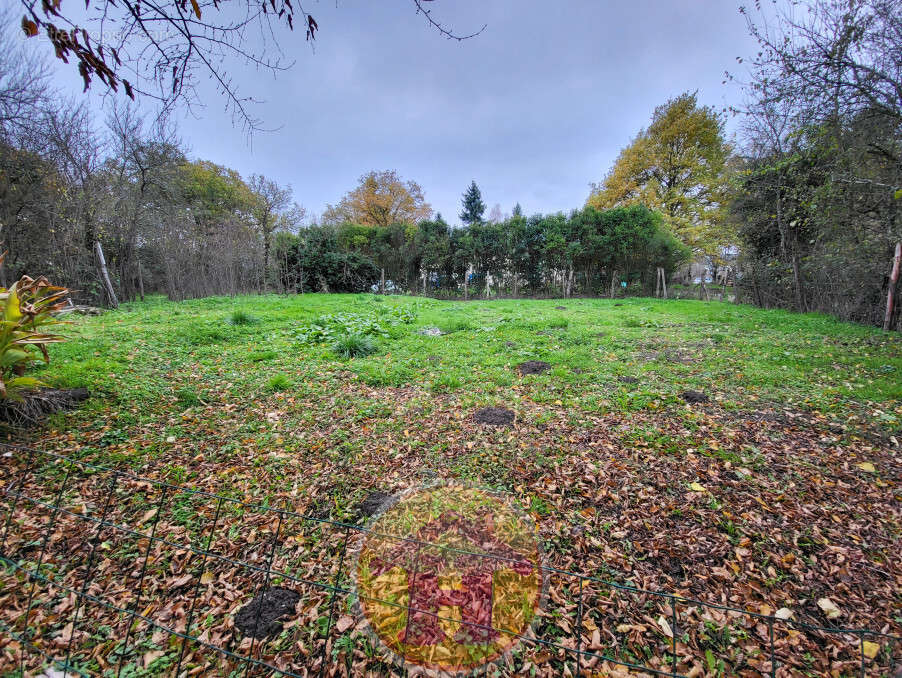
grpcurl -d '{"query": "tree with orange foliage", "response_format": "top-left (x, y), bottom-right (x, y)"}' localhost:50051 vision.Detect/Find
top-left (322, 170), bottom-right (432, 227)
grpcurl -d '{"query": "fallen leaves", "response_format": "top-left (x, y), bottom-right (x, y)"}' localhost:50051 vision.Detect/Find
top-left (817, 597), bottom-right (843, 619)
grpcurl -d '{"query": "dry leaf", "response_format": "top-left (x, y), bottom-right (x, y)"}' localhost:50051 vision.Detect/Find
top-left (335, 615), bottom-right (355, 633)
top-left (817, 597), bottom-right (842, 619)
top-left (143, 649), bottom-right (164, 666)
top-left (774, 607), bottom-right (794, 620)
top-left (656, 615), bottom-right (674, 638)
top-left (861, 640), bottom-right (880, 659)
top-left (856, 461), bottom-right (876, 473)
top-left (688, 482), bottom-right (706, 493)
top-left (200, 571), bottom-right (214, 585)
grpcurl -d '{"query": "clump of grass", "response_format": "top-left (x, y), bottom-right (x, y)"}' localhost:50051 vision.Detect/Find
top-left (180, 324), bottom-right (230, 346)
top-left (266, 374), bottom-right (291, 391)
top-left (548, 318), bottom-right (569, 329)
top-left (437, 318), bottom-right (473, 334)
top-left (228, 310), bottom-right (257, 325)
top-left (332, 333), bottom-right (378, 358)
top-left (430, 374), bottom-right (462, 392)
top-left (249, 350), bottom-right (278, 362)
top-left (175, 387), bottom-right (202, 407)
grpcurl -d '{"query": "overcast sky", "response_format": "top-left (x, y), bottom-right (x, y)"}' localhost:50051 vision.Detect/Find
top-left (46, 1), bottom-right (762, 224)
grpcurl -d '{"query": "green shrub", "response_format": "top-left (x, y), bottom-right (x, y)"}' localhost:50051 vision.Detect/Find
top-left (332, 334), bottom-right (377, 359)
top-left (0, 272), bottom-right (69, 401)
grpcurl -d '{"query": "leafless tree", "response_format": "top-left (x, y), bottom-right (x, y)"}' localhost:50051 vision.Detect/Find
top-left (18, 0), bottom-right (484, 131)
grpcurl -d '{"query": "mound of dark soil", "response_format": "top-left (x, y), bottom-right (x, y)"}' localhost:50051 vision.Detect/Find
top-left (0, 388), bottom-right (90, 427)
top-left (618, 376), bottom-right (639, 384)
top-left (234, 587), bottom-right (300, 639)
top-left (554, 306), bottom-right (567, 310)
top-left (614, 303), bottom-right (623, 307)
top-left (505, 341), bottom-right (516, 348)
top-left (681, 390), bottom-right (709, 404)
top-left (517, 361), bottom-right (551, 375)
top-left (355, 491), bottom-right (392, 520)
top-left (474, 407), bottom-right (515, 427)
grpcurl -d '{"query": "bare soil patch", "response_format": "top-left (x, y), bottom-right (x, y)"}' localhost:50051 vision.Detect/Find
top-left (474, 407), bottom-right (515, 426)
top-left (517, 361), bottom-right (551, 376)
top-left (355, 490), bottom-right (392, 520)
top-left (681, 389), bottom-right (710, 403)
top-left (234, 587), bottom-right (300, 639)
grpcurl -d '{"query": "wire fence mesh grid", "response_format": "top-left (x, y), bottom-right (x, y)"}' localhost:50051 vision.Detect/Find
top-left (0, 442), bottom-right (898, 677)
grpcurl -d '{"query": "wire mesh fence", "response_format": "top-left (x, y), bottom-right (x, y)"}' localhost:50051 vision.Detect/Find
top-left (1, 442), bottom-right (899, 677)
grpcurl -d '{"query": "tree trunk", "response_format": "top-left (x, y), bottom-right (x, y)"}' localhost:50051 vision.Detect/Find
top-left (380, 268), bottom-right (385, 294)
top-left (94, 241), bottom-right (119, 309)
top-left (263, 234), bottom-right (271, 293)
top-left (790, 234), bottom-right (805, 312)
top-left (610, 271), bottom-right (617, 299)
top-left (137, 259), bottom-right (145, 301)
top-left (884, 241), bottom-right (901, 331)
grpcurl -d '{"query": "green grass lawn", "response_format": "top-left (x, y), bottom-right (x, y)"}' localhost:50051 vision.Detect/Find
top-left (34, 293), bottom-right (902, 436)
top-left (3, 293), bottom-right (901, 677)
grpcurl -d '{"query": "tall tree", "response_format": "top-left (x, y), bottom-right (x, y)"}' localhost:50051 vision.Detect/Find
top-left (322, 170), bottom-right (432, 227)
top-left (460, 180), bottom-right (486, 225)
top-left (587, 92), bottom-right (734, 258)
top-left (248, 174), bottom-right (300, 290)
top-left (731, 0), bottom-right (902, 327)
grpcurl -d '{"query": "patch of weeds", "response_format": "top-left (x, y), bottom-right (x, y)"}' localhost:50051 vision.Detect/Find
top-left (98, 428), bottom-right (129, 447)
top-left (332, 334), bottom-right (378, 359)
top-left (529, 496), bottom-right (552, 516)
top-left (547, 318), bottom-right (568, 329)
top-left (179, 324), bottom-right (231, 346)
top-left (228, 310), bottom-right (257, 325)
top-left (437, 318), bottom-right (473, 334)
top-left (355, 364), bottom-right (413, 387)
top-left (430, 374), bottom-right (462, 392)
top-left (249, 350), bottom-right (278, 362)
top-left (266, 374), bottom-right (291, 392)
top-left (175, 387), bottom-right (202, 408)
top-left (291, 309), bottom-right (416, 345)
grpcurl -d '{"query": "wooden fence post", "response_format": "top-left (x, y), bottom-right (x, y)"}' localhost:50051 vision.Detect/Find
top-left (94, 241), bottom-right (119, 309)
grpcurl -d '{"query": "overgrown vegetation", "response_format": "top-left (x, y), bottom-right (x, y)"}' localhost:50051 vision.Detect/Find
top-left (4, 293), bottom-right (899, 676)
top-left (730, 0), bottom-right (902, 328)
